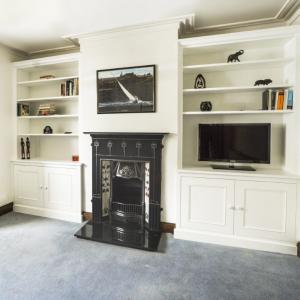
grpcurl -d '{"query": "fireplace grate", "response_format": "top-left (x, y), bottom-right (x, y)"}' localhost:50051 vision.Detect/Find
top-left (111, 202), bottom-right (143, 216)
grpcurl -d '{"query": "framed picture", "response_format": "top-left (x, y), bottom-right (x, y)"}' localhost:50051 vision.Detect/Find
top-left (17, 103), bottom-right (30, 116)
top-left (97, 65), bottom-right (155, 114)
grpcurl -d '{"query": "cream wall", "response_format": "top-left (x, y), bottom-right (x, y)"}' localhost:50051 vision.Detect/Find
top-left (79, 23), bottom-right (179, 222)
top-left (0, 45), bottom-right (14, 206)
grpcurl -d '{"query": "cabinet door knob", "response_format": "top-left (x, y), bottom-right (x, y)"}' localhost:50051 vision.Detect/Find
top-left (45, 187), bottom-right (48, 190)
top-left (228, 205), bottom-right (235, 210)
top-left (236, 206), bottom-right (244, 211)
top-left (40, 186), bottom-right (43, 190)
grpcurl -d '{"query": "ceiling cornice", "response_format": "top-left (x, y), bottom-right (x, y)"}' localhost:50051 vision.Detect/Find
top-left (186, 0), bottom-right (300, 37)
top-left (64, 14), bottom-right (195, 43)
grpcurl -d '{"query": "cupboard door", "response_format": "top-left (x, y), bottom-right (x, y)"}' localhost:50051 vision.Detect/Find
top-left (44, 167), bottom-right (80, 212)
top-left (180, 177), bottom-right (235, 235)
top-left (234, 181), bottom-right (297, 242)
top-left (14, 165), bottom-right (43, 207)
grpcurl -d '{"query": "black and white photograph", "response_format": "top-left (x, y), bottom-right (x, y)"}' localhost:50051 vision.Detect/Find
top-left (97, 65), bottom-right (155, 114)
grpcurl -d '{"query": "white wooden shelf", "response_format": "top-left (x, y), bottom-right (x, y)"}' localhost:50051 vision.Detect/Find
top-left (17, 134), bottom-right (79, 137)
top-left (183, 110), bottom-right (294, 116)
top-left (12, 159), bottom-right (82, 166)
top-left (17, 76), bottom-right (78, 87)
top-left (183, 58), bottom-right (294, 73)
top-left (183, 84), bottom-right (292, 94)
top-left (18, 114), bottom-right (78, 119)
top-left (17, 96), bottom-right (79, 102)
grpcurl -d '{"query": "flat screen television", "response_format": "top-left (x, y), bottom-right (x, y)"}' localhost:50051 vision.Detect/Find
top-left (198, 123), bottom-right (271, 164)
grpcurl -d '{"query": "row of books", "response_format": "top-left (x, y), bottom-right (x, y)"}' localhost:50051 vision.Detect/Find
top-left (37, 104), bottom-right (56, 116)
top-left (61, 78), bottom-right (79, 96)
top-left (262, 89), bottom-right (293, 110)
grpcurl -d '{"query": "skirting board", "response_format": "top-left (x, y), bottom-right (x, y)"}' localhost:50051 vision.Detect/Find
top-left (14, 204), bottom-right (82, 223)
top-left (82, 212), bottom-right (176, 234)
top-left (0, 202), bottom-right (13, 216)
top-left (174, 228), bottom-right (297, 256)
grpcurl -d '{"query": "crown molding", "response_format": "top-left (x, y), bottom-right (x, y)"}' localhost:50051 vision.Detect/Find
top-left (64, 14), bottom-right (195, 43)
top-left (185, 0), bottom-right (300, 37)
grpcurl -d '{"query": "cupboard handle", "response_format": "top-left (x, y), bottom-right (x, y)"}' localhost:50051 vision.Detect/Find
top-left (228, 205), bottom-right (235, 210)
top-left (40, 186), bottom-right (43, 190)
top-left (236, 207), bottom-right (244, 211)
top-left (45, 187), bottom-right (48, 190)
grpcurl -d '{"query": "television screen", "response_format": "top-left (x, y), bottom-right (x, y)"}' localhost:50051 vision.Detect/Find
top-left (198, 123), bottom-right (271, 164)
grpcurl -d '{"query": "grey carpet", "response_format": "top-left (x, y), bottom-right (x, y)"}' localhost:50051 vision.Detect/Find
top-left (1, 213), bottom-right (300, 300)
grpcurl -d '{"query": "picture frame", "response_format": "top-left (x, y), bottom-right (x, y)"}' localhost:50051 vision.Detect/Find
top-left (97, 65), bottom-right (156, 114)
top-left (17, 103), bottom-right (30, 116)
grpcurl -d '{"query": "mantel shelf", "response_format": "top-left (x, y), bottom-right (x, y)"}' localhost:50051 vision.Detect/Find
top-left (183, 57), bottom-right (294, 73)
top-left (183, 84), bottom-right (292, 94)
top-left (18, 114), bottom-right (78, 119)
top-left (17, 96), bottom-right (79, 102)
top-left (17, 76), bottom-right (78, 87)
top-left (183, 110), bottom-right (294, 115)
top-left (17, 134), bottom-right (79, 137)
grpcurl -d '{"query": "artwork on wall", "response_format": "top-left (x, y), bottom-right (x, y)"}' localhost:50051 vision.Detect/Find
top-left (97, 65), bottom-right (155, 114)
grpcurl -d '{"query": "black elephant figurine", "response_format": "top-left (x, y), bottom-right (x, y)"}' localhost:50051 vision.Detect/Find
top-left (254, 79), bottom-right (272, 86)
top-left (227, 50), bottom-right (244, 62)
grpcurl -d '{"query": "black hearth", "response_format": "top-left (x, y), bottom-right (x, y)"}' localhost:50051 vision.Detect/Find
top-left (75, 132), bottom-right (167, 251)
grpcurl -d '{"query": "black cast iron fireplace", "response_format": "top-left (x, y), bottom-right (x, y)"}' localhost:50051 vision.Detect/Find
top-left (75, 132), bottom-right (167, 251)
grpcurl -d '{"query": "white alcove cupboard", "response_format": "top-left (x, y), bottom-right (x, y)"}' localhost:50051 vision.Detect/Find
top-left (11, 54), bottom-right (82, 222)
top-left (175, 26), bottom-right (300, 255)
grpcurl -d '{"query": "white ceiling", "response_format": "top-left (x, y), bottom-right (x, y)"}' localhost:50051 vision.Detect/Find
top-left (0, 0), bottom-right (292, 53)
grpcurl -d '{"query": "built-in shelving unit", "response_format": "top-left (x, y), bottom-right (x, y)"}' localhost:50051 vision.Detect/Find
top-left (179, 26), bottom-right (299, 173)
top-left (13, 53), bottom-right (80, 162)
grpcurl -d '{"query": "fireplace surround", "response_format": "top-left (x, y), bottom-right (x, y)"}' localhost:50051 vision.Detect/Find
top-left (75, 132), bottom-right (167, 251)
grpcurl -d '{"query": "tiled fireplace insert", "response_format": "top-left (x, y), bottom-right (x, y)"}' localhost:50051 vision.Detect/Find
top-left (75, 132), bottom-right (167, 251)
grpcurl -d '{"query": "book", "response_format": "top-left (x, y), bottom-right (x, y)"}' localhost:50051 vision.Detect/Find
top-left (287, 90), bottom-right (293, 110)
top-left (61, 83), bottom-right (66, 96)
top-left (262, 89), bottom-right (272, 110)
top-left (276, 89), bottom-right (284, 110)
top-left (271, 90), bottom-right (277, 110)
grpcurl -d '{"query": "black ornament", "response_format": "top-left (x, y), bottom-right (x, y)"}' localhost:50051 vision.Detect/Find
top-left (43, 126), bottom-right (53, 134)
top-left (194, 74), bottom-right (206, 89)
top-left (200, 101), bottom-right (212, 111)
top-left (227, 50), bottom-right (244, 63)
top-left (254, 79), bottom-right (272, 86)
top-left (26, 137), bottom-right (30, 159)
top-left (20, 138), bottom-right (25, 159)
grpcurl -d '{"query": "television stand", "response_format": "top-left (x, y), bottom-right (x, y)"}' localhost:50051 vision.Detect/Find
top-left (211, 164), bottom-right (256, 171)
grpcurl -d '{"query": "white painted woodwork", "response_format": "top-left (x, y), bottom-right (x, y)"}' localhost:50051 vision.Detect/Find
top-left (12, 162), bottom-right (82, 222)
top-left (44, 166), bottom-right (79, 212)
top-left (14, 165), bottom-right (43, 207)
top-left (180, 177), bottom-right (234, 234)
top-left (175, 171), bottom-right (299, 255)
top-left (13, 53), bottom-right (80, 162)
top-left (234, 180), bottom-right (297, 242)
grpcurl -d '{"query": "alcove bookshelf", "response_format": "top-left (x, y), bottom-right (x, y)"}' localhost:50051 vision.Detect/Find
top-left (13, 53), bottom-right (80, 163)
top-left (178, 26), bottom-right (300, 175)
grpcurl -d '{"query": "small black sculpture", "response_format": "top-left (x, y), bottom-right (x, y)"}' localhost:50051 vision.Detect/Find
top-left (43, 126), bottom-right (53, 134)
top-left (254, 79), bottom-right (272, 86)
top-left (227, 50), bottom-right (244, 63)
top-left (20, 138), bottom-right (25, 159)
top-left (194, 74), bottom-right (206, 89)
top-left (26, 137), bottom-right (30, 159)
top-left (200, 101), bottom-right (212, 111)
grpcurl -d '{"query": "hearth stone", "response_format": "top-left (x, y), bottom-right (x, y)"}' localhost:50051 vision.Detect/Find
top-left (75, 132), bottom-right (167, 251)
top-left (75, 221), bottom-right (161, 251)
